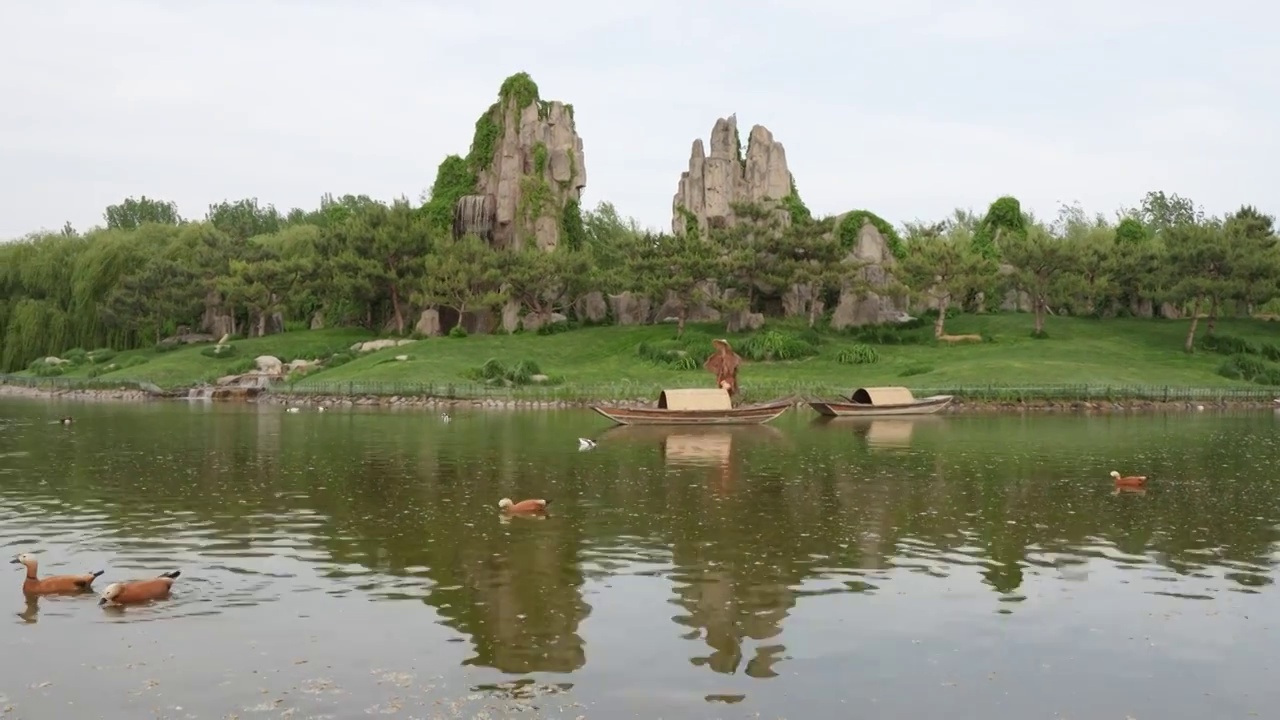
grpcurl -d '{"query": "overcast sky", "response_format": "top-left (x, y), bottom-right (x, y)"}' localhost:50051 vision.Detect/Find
top-left (1, 0), bottom-right (1276, 240)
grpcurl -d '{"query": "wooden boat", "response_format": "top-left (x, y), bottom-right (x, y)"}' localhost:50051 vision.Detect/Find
top-left (807, 386), bottom-right (953, 417)
top-left (590, 388), bottom-right (794, 426)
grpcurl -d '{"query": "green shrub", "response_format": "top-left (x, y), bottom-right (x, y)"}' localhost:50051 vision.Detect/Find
top-left (1200, 334), bottom-right (1259, 356)
top-left (898, 363), bottom-right (933, 377)
top-left (836, 344), bottom-right (879, 365)
top-left (326, 352), bottom-right (353, 368)
top-left (119, 356), bottom-right (150, 369)
top-left (153, 341), bottom-right (182, 353)
top-left (201, 344), bottom-right (238, 359)
top-left (535, 319), bottom-right (578, 335)
top-left (63, 348), bottom-right (89, 365)
top-left (738, 331), bottom-right (818, 361)
top-left (468, 357), bottom-right (557, 386)
top-left (1030, 330), bottom-right (1049, 340)
top-left (1254, 367), bottom-right (1280, 386)
top-left (1216, 354), bottom-right (1271, 382)
top-left (636, 337), bottom-right (711, 371)
top-left (843, 322), bottom-right (930, 345)
top-left (88, 348), bottom-right (116, 364)
top-left (449, 325), bottom-right (468, 338)
top-left (32, 363), bottom-right (65, 377)
top-left (87, 365), bottom-right (109, 378)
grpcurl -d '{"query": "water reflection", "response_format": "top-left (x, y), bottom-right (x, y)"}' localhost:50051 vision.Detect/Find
top-left (808, 415), bottom-right (945, 450)
top-left (2, 401), bottom-right (1280, 718)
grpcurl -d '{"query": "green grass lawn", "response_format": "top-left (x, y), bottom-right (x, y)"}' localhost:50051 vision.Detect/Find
top-left (23, 313), bottom-right (1278, 397)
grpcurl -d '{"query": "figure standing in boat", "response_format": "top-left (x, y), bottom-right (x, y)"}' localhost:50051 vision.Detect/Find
top-left (704, 338), bottom-right (741, 401)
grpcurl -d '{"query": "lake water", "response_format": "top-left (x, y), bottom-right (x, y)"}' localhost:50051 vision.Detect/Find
top-left (1, 399), bottom-right (1279, 719)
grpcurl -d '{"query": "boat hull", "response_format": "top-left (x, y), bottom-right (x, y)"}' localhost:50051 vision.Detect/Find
top-left (589, 399), bottom-right (794, 426)
top-left (807, 394), bottom-right (954, 417)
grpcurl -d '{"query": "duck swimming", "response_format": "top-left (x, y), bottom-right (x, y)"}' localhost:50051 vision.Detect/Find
top-left (1110, 470), bottom-right (1147, 488)
top-left (98, 570), bottom-right (182, 606)
top-left (498, 497), bottom-right (551, 514)
top-left (11, 553), bottom-right (104, 595)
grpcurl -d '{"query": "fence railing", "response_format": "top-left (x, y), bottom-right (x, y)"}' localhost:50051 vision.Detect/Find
top-left (0, 374), bottom-right (161, 393)
top-left (3, 373), bottom-right (1277, 403)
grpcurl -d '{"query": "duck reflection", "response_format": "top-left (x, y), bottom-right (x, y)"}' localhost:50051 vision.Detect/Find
top-left (18, 596), bottom-right (38, 623)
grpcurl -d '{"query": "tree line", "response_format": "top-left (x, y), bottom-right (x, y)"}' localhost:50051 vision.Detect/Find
top-left (0, 189), bottom-right (1277, 373)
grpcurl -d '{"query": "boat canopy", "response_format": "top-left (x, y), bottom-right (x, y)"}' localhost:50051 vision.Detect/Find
top-left (657, 388), bottom-right (733, 411)
top-left (849, 386), bottom-right (916, 405)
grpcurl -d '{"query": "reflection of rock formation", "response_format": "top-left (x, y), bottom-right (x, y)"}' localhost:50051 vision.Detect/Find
top-left (668, 538), bottom-right (794, 678)
top-left (463, 548), bottom-right (590, 673)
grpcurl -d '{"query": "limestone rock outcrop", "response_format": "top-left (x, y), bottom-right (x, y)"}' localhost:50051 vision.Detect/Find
top-left (672, 115), bottom-right (793, 236)
top-left (829, 220), bottom-right (912, 329)
top-left (452, 74), bottom-right (587, 251)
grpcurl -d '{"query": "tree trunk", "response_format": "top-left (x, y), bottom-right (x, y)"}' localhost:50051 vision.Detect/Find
top-left (1206, 295), bottom-right (1218, 336)
top-left (1033, 298), bottom-right (1046, 334)
top-left (390, 284), bottom-right (405, 335)
top-left (676, 306), bottom-right (687, 339)
top-left (808, 301), bottom-right (819, 328)
top-left (933, 296), bottom-right (948, 338)
top-left (1183, 296), bottom-right (1202, 352)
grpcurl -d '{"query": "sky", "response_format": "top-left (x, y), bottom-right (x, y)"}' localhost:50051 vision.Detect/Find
top-left (1, 0), bottom-right (1276, 240)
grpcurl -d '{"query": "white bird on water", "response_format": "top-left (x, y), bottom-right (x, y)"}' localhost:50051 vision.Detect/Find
top-left (578, 437), bottom-right (596, 451)
top-left (441, 412), bottom-right (451, 423)
top-left (286, 407), bottom-right (301, 414)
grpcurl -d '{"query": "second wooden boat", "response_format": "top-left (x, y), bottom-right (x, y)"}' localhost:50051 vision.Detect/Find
top-left (807, 386), bottom-right (954, 417)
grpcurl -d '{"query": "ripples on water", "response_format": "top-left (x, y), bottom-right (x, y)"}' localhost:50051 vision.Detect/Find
top-left (1, 402), bottom-right (1279, 717)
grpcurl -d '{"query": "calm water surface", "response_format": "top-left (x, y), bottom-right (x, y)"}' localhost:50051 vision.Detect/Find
top-left (1, 399), bottom-right (1279, 719)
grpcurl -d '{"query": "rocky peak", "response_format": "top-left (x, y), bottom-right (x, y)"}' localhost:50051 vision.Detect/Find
top-left (671, 115), bottom-right (793, 236)
top-left (450, 73), bottom-right (587, 251)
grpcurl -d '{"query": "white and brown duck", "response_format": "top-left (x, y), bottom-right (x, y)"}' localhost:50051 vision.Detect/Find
top-left (98, 570), bottom-right (182, 606)
top-left (11, 552), bottom-right (104, 595)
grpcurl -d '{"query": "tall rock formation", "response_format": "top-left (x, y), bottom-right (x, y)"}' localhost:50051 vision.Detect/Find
top-left (671, 115), bottom-right (794, 236)
top-left (828, 218), bottom-right (912, 329)
top-left (442, 73), bottom-right (587, 251)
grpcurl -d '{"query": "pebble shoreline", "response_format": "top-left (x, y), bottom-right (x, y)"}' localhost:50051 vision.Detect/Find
top-left (2, 382), bottom-right (1275, 413)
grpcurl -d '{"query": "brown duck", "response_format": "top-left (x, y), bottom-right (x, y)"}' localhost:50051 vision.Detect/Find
top-left (11, 553), bottom-right (104, 595)
top-left (1110, 470), bottom-right (1148, 488)
top-left (498, 497), bottom-right (551, 514)
top-left (98, 570), bottom-right (182, 606)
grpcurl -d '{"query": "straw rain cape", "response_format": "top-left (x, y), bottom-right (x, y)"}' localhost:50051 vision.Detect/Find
top-left (703, 339), bottom-right (742, 400)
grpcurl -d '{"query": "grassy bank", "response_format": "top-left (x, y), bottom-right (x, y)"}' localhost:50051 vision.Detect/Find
top-left (7, 314), bottom-right (1280, 403)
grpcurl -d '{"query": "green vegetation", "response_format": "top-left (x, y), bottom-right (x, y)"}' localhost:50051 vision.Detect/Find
top-left (10, 316), bottom-right (1280, 397)
top-left (2, 68), bottom-right (1278, 405)
top-left (837, 210), bottom-right (904, 258)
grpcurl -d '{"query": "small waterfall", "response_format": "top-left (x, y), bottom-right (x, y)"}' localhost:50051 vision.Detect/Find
top-left (453, 194), bottom-right (497, 243)
top-left (186, 385), bottom-right (215, 401)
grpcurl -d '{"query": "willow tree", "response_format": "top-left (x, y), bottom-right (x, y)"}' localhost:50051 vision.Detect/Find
top-left (104, 196), bottom-right (182, 230)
